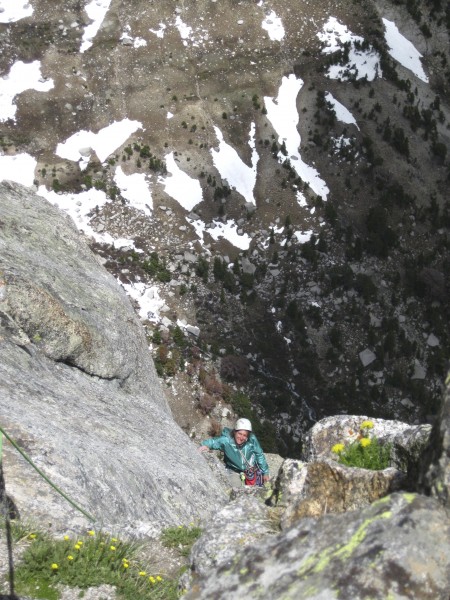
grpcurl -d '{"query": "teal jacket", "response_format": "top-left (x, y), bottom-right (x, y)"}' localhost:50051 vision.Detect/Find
top-left (201, 428), bottom-right (269, 475)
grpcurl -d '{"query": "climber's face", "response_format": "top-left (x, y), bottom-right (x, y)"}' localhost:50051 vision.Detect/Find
top-left (234, 430), bottom-right (249, 445)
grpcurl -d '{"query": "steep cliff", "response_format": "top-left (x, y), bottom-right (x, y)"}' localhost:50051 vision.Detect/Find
top-left (0, 181), bottom-right (227, 533)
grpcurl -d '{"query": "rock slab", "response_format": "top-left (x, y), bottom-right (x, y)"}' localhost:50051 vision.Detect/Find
top-left (0, 182), bottom-right (227, 533)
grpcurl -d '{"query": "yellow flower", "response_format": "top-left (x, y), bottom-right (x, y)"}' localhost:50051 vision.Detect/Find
top-left (28, 533), bottom-right (37, 540)
top-left (331, 443), bottom-right (345, 454)
top-left (67, 555), bottom-right (74, 561)
top-left (76, 540), bottom-right (83, 546)
top-left (156, 575), bottom-right (163, 582)
top-left (149, 576), bottom-right (156, 584)
top-left (63, 535), bottom-right (70, 541)
top-left (87, 530), bottom-right (95, 536)
top-left (361, 420), bottom-right (374, 430)
top-left (122, 562), bottom-right (129, 569)
top-left (360, 438), bottom-right (372, 448)
top-left (51, 563), bottom-right (58, 571)
top-left (74, 544), bottom-right (81, 551)
top-left (111, 537), bottom-right (118, 542)
top-left (110, 545), bottom-right (116, 551)
top-left (139, 571), bottom-right (147, 577)
top-left (178, 525), bottom-right (183, 529)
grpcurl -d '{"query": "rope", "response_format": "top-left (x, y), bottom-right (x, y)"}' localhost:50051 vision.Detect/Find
top-left (0, 432), bottom-right (16, 597)
top-left (0, 425), bottom-right (96, 523)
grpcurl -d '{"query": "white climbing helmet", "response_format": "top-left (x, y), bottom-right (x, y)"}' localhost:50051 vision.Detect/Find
top-left (235, 418), bottom-right (252, 432)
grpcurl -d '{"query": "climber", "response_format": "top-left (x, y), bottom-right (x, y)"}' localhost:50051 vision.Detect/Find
top-left (198, 418), bottom-right (270, 486)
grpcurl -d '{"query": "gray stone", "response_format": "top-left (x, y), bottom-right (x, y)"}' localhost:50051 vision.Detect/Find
top-left (184, 251), bottom-right (197, 263)
top-left (185, 493), bottom-right (450, 599)
top-left (359, 348), bottom-right (376, 367)
top-left (0, 182), bottom-right (227, 534)
top-left (426, 333), bottom-right (439, 347)
top-left (187, 494), bottom-right (275, 582)
top-left (411, 359), bottom-right (426, 379)
top-left (302, 414), bottom-right (431, 484)
top-left (276, 459), bottom-right (406, 527)
top-left (240, 257), bottom-right (256, 275)
top-left (186, 324), bottom-right (200, 337)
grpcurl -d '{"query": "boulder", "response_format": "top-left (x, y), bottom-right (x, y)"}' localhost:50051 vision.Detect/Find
top-left (187, 494), bottom-right (275, 585)
top-left (302, 414), bottom-right (431, 485)
top-left (0, 182), bottom-right (227, 534)
top-left (276, 459), bottom-right (406, 527)
top-left (184, 493), bottom-right (450, 599)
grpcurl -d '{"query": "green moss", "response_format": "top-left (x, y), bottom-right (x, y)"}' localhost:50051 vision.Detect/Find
top-left (297, 511), bottom-right (392, 578)
top-left (402, 492), bottom-right (417, 503)
top-left (371, 495), bottom-right (391, 507)
top-left (333, 511), bottom-right (391, 562)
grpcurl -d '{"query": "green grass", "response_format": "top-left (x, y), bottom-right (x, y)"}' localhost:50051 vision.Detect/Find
top-left (2, 524), bottom-right (182, 600)
top-left (334, 436), bottom-right (392, 471)
top-left (161, 525), bottom-right (202, 557)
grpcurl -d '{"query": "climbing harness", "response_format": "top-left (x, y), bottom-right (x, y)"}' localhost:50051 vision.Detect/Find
top-left (238, 448), bottom-right (264, 487)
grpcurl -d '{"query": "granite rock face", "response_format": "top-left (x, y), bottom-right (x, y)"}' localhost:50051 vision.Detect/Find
top-left (276, 459), bottom-right (406, 526)
top-left (186, 493), bottom-right (450, 600)
top-left (0, 182), bottom-right (227, 533)
top-left (0, 181), bottom-right (160, 397)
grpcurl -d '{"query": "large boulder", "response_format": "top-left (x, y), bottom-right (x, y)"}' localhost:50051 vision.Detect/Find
top-left (187, 494), bottom-right (275, 583)
top-left (185, 493), bottom-right (450, 599)
top-left (0, 181), bottom-right (227, 533)
top-left (276, 459), bottom-right (406, 527)
top-left (302, 414), bottom-right (432, 485)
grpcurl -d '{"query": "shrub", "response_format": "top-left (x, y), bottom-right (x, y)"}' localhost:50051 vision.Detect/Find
top-left (208, 418), bottom-right (222, 437)
top-left (198, 393), bottom-right (216, 415)
top-left (213, 257), bottom-right (227, 281)
top-left (172, 325), bottom-right (185, 347)
top-left (195, 257), bottom-right (209, 282)
top-left (230, 392), bottom-right (252, 419)
top-left (203, 374), bottom-right (223, 396)
top-left (152, 329), bottom-right (162, 344)
top-left (331, 421), bottom-right (391, 470)
top-left (220, 355), bottom-right (249, 382)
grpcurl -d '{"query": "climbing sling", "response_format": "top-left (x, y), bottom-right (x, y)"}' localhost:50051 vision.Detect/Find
top-left (238, 448), bottom-right (264, 487)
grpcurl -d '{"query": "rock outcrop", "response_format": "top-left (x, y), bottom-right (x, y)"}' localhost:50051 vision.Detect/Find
top-left (0, 181), bottom-right (227, 533)
top-left (186, 492), bottom-right (450, 599)
top-left (302, 415), bottom-right (432, 475)
top-left (276, 459), bottom-right (406, 526)
top-left (1, 180), bottom-right (449, 596)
